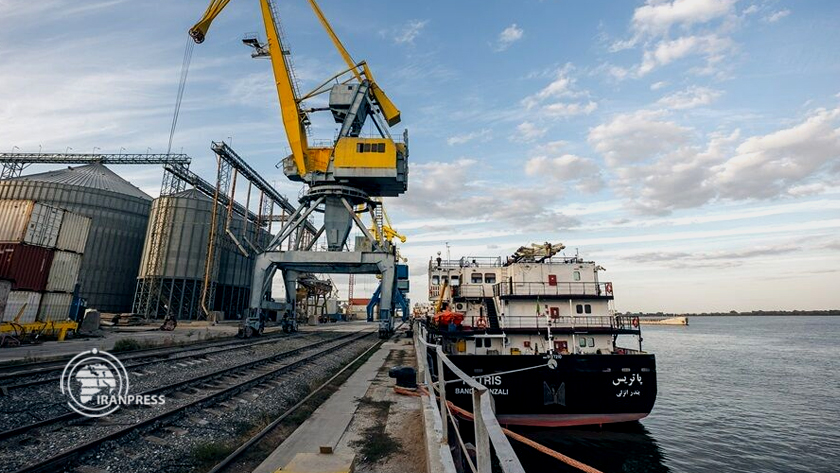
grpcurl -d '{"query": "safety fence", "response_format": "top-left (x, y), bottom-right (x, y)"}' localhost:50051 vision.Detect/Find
top-left (414, 324), bottom-right (525, 473)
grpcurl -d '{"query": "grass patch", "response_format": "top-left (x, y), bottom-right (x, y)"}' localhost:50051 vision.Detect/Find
top-left (192, 441), bottom-right (235, 464)
top-left (351, 397), bottom-right (402, 463)
top-left (352, 425), bottom-right (403, 463)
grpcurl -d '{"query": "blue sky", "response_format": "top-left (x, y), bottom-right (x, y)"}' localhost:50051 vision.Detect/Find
top-left (1, 0), bottom-right (838, 312)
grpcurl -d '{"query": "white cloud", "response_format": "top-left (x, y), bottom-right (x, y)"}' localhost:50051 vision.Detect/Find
top-left (543, 101), bottom-right (598, 117)
top-left (447, 129), bottom-right (492, 146)
top-left (588, 110), bottom-right (691, 165)
top-left (588, 107), bottom-right (840, 214)
top-left (656, 86), bottom-right (722, 109)
top-left (638, 34), bottom-right (732, 76)
top-left (494, 24), bottom-right (524, 51)
top-left (631, 0), bottom-right (736, 36)
top-left (394, 20), bottom-right (429, 44)
top-left (513, 122), bottom-right (548, 142)
top-left (392, 159), bottom-right (579, 230)
top-left (608, 0), bottom-right (738, 79)
top-left (764, 10), bottom-right (791, 23)
top-left (650, 81), bottom-right (668, 91)
top-left (743, 5), bottom-right (760, 16)
top-left (713, 107), bottom-right (840, 199)
top-left (524, 154), bottom-right (604, 193)
top-left (521, 65), bottom-right (597, 118)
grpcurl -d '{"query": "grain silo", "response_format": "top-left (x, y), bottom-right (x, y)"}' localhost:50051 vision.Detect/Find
top-left (134, 188), bottom-right (270, 320)
top-left (0, 163), bottom-right (152, 312)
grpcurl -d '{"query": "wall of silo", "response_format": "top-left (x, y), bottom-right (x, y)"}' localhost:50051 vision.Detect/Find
top-left (0, 181), bottom-right (151, 313)
top-left (136, 191), bottom-right (271, 320)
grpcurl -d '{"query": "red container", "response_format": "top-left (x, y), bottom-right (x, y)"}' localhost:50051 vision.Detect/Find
top-left (0, 243), bottom-right (55, 291)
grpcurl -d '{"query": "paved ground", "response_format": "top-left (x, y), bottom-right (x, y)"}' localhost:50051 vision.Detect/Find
top-left (253, 331), bottom-right (427, 473)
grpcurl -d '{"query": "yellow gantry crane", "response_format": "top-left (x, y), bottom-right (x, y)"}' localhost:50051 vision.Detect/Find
top-left (189, 0), bottom-right (408, 197)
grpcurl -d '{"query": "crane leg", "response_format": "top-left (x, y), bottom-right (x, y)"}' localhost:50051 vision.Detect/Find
top-left (282, 269), bottom-right (299, 332)
top-left (377, 261), bottom-right (396, 338)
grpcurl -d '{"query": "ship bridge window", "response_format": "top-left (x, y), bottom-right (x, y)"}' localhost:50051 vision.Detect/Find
top-left (588, 337), bottom-right (595, 347)
top-left (585, 304), bottom-right (592, 314)
top-left (573, 271), bottom-right (581, 281)
top-left (432, 276), bottom-right (440, 285)
top-left (484, 273), bottom-right (496, 284)
top-left (579, 337), bottom-right (587, 347)
top-left (576, 304), bottom-right (583, 314)
top-left (471, 273), bottom-right (483, 283)
top-left (450, 275), bottom-right (460, 286)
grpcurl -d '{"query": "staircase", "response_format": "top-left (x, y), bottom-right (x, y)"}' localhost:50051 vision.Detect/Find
top-left (483, 297), bottom-right (501, 330)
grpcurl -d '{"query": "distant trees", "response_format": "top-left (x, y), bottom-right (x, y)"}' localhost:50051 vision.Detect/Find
top-left (621, 309), bottom-right (840, 317)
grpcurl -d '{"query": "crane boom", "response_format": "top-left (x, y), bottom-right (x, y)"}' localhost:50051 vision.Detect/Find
top-left (189, 0), bottom-right (311, 177)
top-left (189, 0), bottom-right (407, 197)
top-left (257, 0), bottom-right (310, 177)
top-left (304, 0), bottom-right (400, 126)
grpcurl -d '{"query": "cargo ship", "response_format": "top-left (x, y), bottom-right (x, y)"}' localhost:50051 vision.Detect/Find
top-left (422, 243), bottom-right (656, 427)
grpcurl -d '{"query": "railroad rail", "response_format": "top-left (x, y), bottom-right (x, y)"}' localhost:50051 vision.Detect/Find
top-left (0, 332), bottom-right (312, 390)
top-left (5, 330), bottom-right (374, 473)
top-left (0, 330), bottom-right (296, 381)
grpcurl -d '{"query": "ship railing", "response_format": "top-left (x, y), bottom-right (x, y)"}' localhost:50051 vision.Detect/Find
top-left (452, 284), bottom-right (488, 298)
top-left (415, 324), bottom-right (525, 473)
top-left (429, 256), bottom-right (503, 270)
top-left (461, 315), bottom-right (625, 330)
top-left (495, 281), bottom-right (613, 298)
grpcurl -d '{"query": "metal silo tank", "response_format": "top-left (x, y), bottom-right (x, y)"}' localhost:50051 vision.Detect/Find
top-left (0, 164), bottom-right (151, 313)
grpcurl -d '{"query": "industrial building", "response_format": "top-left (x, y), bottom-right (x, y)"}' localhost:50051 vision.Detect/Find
top-left (134, 188), bottom-right (272, 320)
top-left (0, 164), bottom-right (150, 313)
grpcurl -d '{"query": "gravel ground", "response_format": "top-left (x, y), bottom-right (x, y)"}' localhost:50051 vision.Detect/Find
top-left (0, 332), bottom-right (337, 429)
top-left (74, 336), bottom-right (379, 473)
top-left (0, 331), bottom-right (365, 471)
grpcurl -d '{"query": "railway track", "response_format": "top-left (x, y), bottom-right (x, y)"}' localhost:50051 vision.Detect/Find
top-left (3, 329), bottom-right (375, 473)
top-left (206, 338), bottom-right (384, 473)
top-left (0, 329), bottom-right (297, 382)
top-left (0, 331), bottom-right (311, 391)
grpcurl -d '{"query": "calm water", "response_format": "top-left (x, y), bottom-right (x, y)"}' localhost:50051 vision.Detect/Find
top-left (515, 316), bottom-right (840, 473)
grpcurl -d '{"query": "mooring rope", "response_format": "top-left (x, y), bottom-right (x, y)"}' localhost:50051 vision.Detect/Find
top-left (394, 385), bottom-right (604, 473)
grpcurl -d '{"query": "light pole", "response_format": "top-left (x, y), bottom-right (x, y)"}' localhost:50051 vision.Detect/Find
top-left (92, 147), bottom-right (100, 155)
top-left (119, 147), bottom-right (126, 156)
top-left (66, 146), bottom-right (73, 153)
top-left (146, 147), bottom-right (152, 154)
top-left (11, 146), bottom-right (20, 153)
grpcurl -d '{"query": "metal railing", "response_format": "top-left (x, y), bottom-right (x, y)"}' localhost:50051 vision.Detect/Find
top-left (452, 284), bottom-right (489, 298)
top-left (455, 314), bottom-right (637, 331)
top-left (496, 281), bottom-right (613, 298)
top-left (429, 256), bottom-right (503, 270)
top-left (415, 325), bottom-right (525, 473)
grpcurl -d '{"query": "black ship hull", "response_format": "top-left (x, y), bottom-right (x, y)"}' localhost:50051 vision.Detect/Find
top-left (431, 352), bottom-right (657, 427)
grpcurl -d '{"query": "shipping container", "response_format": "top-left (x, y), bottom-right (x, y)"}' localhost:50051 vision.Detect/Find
top-left (0, 279), bottom-right (11, 321)
top-left (56, 212), bottom-right (91, 254)
top-left (38, 292), bottom-right (73, 322)
top-left (46, 251), bottom-right (82, 293)
top-left (0, 200), bottom-right (64, 248)
top-left (0, 243), bottom-right (55, 291)
top-left (3, 291), bottom-right (41, 323)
